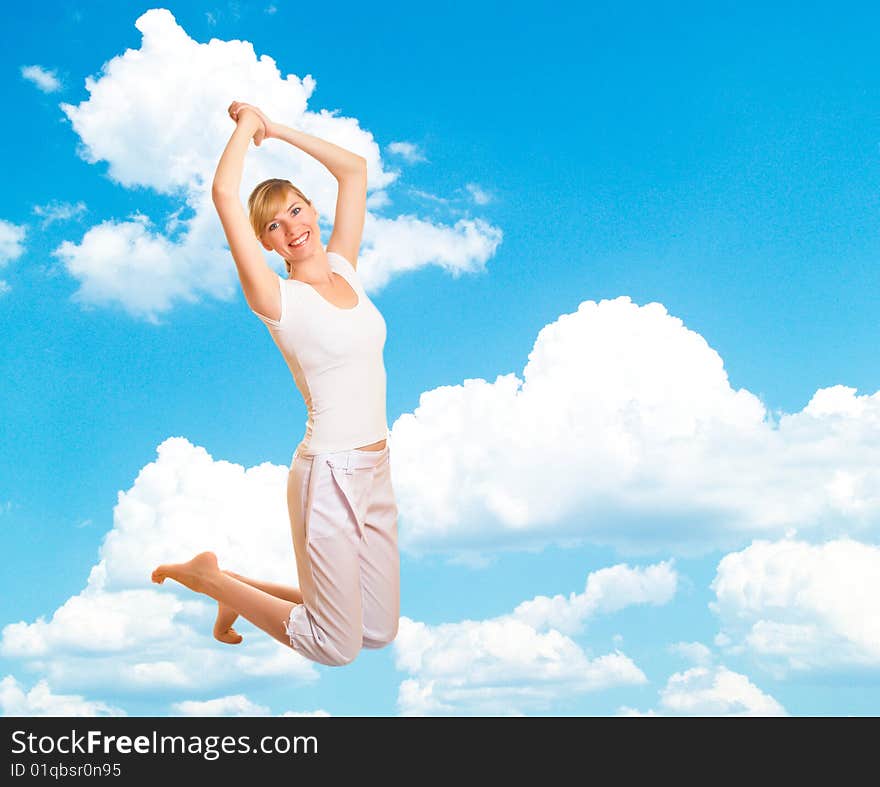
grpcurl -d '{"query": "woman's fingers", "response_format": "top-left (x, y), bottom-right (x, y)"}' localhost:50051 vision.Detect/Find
top-left (255, 109), bottom-right (273, 139)
top-left (229, 105), bottom-right (268, 146)
top-left (228, 102), bottom-right (249, 123)
top-left (227, 103), bottom-right (269, 144)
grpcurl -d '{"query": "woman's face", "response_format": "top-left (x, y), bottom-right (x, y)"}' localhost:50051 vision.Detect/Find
top-left (260, 193), bottom-right (319, 264)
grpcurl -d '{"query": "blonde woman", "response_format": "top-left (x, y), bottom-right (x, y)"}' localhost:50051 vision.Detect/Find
top-left (152, 101), bottom-right (399, 667)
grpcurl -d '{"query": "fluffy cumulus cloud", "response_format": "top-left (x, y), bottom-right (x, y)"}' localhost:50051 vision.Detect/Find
top-left (0, 438), bottom-right (322, 703)
top-left (53, 8), bottom-right (501, 322)
top-left (511, 560), bottom-right (678, 635)
top-left (710, 537), bottom-right (880, 677)
top-left (617, 665), bottom-right (788, 717)
top-left (1, 675), bottom-right (125, 717)
top-left (389, 295), bottom-right (880, 559)
top-left (393, 560), bottom-right (676, 716)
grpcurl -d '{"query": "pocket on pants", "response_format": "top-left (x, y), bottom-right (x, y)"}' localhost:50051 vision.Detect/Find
top-left (319, 459), bottom-right (377, 541)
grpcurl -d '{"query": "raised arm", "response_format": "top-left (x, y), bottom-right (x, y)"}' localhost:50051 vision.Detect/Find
top-left (271, 123), bottom-right (368, 269)
top-left (233, 103), bottom-right (368, 269)
top-left (211, 109), bottom-right (281, 322)
top-left (270, 123), bottom-right (365, 178)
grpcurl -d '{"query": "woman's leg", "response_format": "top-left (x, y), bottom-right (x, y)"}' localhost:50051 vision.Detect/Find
top-left (285, 453), bottom-right (369, 666)
top-left (213, 571), bottom-right (304, 644)
top-left (214, 602), bottom-right (243, 644)
top-left (152, 552), bottom-right (296, 648)
top-left (224, 570), bottom-right (304, 603)
top-left (359, 450), bottom-right (400, 649)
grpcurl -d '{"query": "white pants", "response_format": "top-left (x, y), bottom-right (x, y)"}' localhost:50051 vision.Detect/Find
top-left (284, 443), bottom-right (400, 666)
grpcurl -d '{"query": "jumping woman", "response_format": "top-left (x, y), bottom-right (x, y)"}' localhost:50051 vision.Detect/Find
top-left (151, 101), bottom-right (400, 667)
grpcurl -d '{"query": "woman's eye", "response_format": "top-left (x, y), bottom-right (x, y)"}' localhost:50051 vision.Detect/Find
top-left (269, 207), bottom-right (299, 231)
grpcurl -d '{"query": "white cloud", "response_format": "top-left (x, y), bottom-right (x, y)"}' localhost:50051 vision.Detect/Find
top-left (660, 666), bottom-right (787, 716)
top-left (355, 212), bottom-right (500, 291)
top-left (465, 183), bottom-right (492, 205)
top-left (172, 693), bottom-right (331, 717)
top-left (710, 537), bottom-right (880, 676)
top-left (1, 589), bottom-right (194, 657)
top-left (387, 141), bottom-right (427, 163)
top-left (0, 218), bottom-right (26, 294)
top-left (0, 675), bottom-right (125, 717)
top-left (395, 617), bottom-right (646, 717)
top-left (512, 560), bottom-right (677, 635)
top-left (667, 641), bottom-right (714, 666)
top-left (617, 706), bottom-right (661, 716)
top-left (1, 437), bottom-right (319, 696)
top-left (409, 188), bottom-right (449, 204)
top-left (392, 560), bottom-right (674, 715)
top-left (21, 65), bottom-right (62, 93)
top-left (54, 212), bottom-right (192, 323)
top-left (172, 694), bottom-right (270, 716)
top-left (617, 665), bottom-right (788, 717)
top-left (32, 200), bottom-right (88, 228)
top-left (388, 294), bottom-right (880, 559)
top-left (0, 220), bottom-right (27, 263)
top-left (53, 8), bottom-right (501, 321)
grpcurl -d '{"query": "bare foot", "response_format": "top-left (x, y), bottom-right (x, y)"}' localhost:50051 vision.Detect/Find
top-left (214, 602), bottom-right (243, 645)
top-left (151, 551), bottom-right (220, 595)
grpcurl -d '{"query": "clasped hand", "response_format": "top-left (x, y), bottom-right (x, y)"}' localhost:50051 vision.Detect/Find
top-left (227, 101), bottom-right (275, 146)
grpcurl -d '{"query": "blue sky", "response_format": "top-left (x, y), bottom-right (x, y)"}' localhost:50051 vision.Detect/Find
top-left (1, 1), bottom-right (879, 716)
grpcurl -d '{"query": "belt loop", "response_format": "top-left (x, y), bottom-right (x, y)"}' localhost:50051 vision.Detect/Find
top-left (343, 451), bottom-right (353, 475)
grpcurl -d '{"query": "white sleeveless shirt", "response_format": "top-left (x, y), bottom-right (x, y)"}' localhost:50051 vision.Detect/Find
top-left (251, 251), bottom-right (390, 458)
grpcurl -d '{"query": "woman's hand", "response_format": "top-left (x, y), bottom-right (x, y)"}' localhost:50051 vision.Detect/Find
top-left (227, 101), bottom-right (275, 147)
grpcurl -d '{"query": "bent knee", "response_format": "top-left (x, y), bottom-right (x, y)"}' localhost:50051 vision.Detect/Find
top-left (384, 618), bottom-right (400, 645)
top-left (363, 618), bottom-right (399, 650)
top-left (326, 638), bottom-right (362, 667)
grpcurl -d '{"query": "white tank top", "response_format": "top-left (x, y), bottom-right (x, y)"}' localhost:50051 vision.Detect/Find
top-left (251, 251), bottom-right (390, 458)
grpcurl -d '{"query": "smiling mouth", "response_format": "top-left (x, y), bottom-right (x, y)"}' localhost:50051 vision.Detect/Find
top-left (289, 231), bottom-right (309, 248)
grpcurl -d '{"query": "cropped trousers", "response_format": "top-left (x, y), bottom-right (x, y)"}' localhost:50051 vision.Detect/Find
top-left (284, 443), bottom-right (400, 666)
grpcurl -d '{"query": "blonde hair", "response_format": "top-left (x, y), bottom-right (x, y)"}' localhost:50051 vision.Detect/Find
top-left (247, 178), bottom-right (313, 276)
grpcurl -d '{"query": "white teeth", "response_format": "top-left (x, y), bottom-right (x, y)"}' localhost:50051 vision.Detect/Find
top-left (290, 231), bottom-right (309, 247)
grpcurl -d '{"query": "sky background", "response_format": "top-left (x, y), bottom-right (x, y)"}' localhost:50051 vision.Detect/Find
top-left (1, 0), bottom-right (879, 717)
